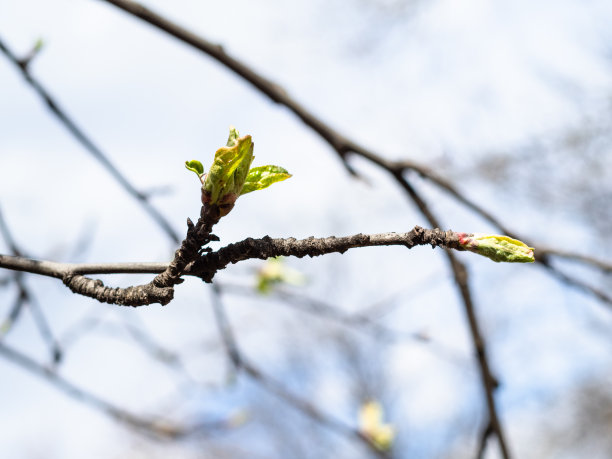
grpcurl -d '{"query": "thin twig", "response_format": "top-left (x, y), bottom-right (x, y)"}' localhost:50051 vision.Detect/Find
top-left (538, 248), bottom-right (612, 273)
top-left (0, 206), bottom-right (62, 362)
top-left (216, 282), bottom-right (471, 370)
top-left (0, 341), bottom-right (194, 438)
top-left (476, 422), bottom-right (494, 459)
top-left (216, 282), bottom-right (422, 342)
top-left (1, 226), bottom-right (464, 306)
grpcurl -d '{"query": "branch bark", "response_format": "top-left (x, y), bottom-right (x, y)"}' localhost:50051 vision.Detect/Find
top-left (1, 225), bottom-right (462, 306)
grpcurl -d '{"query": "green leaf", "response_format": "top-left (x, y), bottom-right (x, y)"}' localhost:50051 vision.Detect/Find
top-left (241, 165), bottom-right (292, 195)
top-left (185, 160), bottom-right (204, 177)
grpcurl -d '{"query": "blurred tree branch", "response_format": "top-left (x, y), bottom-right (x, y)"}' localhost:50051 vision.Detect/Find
top-left (0, 37), bottom-right (181, 244)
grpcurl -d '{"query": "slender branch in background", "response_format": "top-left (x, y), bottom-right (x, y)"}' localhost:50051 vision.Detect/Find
top-left (97, 0), bottom-right (611, 298)
top-left (62, 311), bottom-right (199, 384)
top-left (24, 293), bottom-right (62, 364)
top-left (537, 248), bottom-right (612, 273)
top-left (0, 206), bottom-right (62, 363)
top-left (0, 340), bottom-right (222, 439)
top-left (540, 264), bottom-right (612, 306)
top-left (477, 423), bottom-right (494, 459)
top-left (209, 282), bottom-right (242, 383)
top-left (209, 285), bottom-right (390, 458)
top-left (0, 37), bottom-right (180, 244)
top-left (0, 210), bottom-right (27, 335)
top-left (216, 282), bottom-right (426, 343)
top-left (216, 282), bottom-right (472, 370)
top-left (391, 172), bottom-right (511, 459)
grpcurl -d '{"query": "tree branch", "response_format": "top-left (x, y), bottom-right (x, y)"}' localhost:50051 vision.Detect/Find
top-left (192, 226), bottom-right (460, 282)
top-left (1, 226), bottom-right (463, 307)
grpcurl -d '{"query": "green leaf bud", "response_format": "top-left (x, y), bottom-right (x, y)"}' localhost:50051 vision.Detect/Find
top-left (202, 128), bottom-right (254, 216)
top-left (458, 233), bottom-right (535, 263)
top-left (189, 127), bottom-right (291, 218)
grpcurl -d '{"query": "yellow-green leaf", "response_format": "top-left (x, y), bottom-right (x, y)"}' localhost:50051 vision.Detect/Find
top-left (241, 165), bottom-right (292, 196)
top-left (185, 159), bottom-right (204, 177)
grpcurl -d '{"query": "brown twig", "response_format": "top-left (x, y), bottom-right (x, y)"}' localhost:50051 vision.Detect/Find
top-left (1, 226), bottom-right (464, 306)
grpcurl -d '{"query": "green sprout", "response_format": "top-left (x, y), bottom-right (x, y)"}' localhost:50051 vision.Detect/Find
top-left (458, 233), bottom-right (535, 263)
top-left (186, 127), bottom-right (291, 217)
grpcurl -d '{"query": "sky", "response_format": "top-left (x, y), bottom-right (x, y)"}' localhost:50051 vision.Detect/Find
top-left (1, 0), bottom-right (612, 458)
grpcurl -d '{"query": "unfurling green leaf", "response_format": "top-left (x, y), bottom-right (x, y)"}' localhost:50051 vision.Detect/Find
top-left (458, 233), bottom-right (535, 263)
top-left (241, 165), bottom-right (292, 195)
top-left (185, 160), bottom-right (204, 177)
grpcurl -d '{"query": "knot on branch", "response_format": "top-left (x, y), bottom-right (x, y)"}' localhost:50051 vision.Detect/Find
top-left (152, 204), bottom-right (221, 289)
top-left (63, 273), bottom-right (174, 307)
top-left (412, 226), bottom-right (459, 250)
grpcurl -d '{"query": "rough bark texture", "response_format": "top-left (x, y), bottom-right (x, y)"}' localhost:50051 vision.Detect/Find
top-left (54, 225), bottom-right (460, 306)
top-left (61, 203), bottom-right (222, 306)
top-left (191, 226), bottom-right (460, 282)
top-left (62, 273), bottom-right (174, 306)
